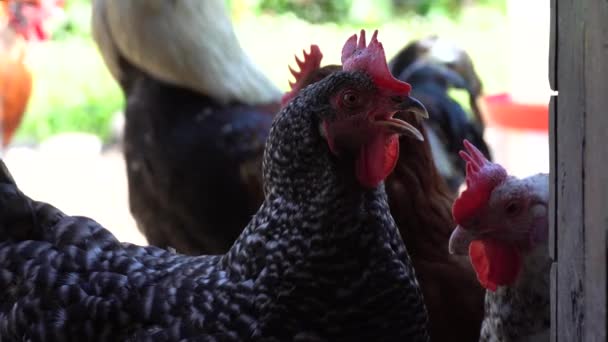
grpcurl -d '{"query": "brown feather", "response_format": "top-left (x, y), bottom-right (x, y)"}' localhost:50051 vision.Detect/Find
top-left (387, 118), bottom-right (485, 342)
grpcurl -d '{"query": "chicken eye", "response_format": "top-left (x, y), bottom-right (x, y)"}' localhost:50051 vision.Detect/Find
top-left (505, 201), bottom-right (521, 217)
top-left (341, 91), bottom-right (360, 108)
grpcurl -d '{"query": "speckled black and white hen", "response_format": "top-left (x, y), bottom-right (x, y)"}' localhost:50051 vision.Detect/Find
top-left (449, 140), bottom-right (550, 342)
top-left (0, 30), bottom-right (430, 341)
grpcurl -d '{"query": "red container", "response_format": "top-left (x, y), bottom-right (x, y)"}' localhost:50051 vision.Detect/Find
top-left (482, 93), bottom-right (549, 132)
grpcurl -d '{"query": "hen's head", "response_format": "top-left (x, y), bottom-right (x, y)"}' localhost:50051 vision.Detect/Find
top-left (4, 0), bottom-right (64, 41)
top-left (297, 30), bottom-right (427, 188)
top-left (448, 140), bottom-right (549, 291)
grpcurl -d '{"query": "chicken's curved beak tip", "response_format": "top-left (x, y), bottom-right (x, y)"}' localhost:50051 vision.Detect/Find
top-left (399, 96), bottom-right (429, 120)
top-left (448, 225), bottom-right (475, 255)
top-left (381, 96), bottom-right (427, 141)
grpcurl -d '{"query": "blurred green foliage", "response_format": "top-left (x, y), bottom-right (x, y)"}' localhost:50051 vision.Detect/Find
top-left (258, 0), bottom-right (353, 23)
top-left (238, 0), bottom-right (505, 23)
top-left (16, 0), bottom-right (123, 144)
top-left (17, 39), bottom-right (123, 143)
top-left (48, 0), bottom-right (92, 38)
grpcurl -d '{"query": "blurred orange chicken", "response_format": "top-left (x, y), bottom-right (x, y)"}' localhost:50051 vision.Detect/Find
top-left (0, 0), bottom-right (63, 148)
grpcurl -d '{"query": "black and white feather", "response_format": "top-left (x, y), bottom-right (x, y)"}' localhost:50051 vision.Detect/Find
top-left (479, 245), bottom-right (551, 342)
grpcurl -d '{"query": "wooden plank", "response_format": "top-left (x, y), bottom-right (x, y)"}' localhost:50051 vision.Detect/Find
top-left (548, 1), bottom-right (558, 337)
top-left (549, 0), bottom-right (557, 90)
top-left (550, 263), bottom-right (558, 342)
top-left (553, 0), bottom-right (608, 340)
top-left (555, 0), bottom-right (585, 340)
top-left (549, 94), bottom-right (557, 342)
top-left (548, 95), bottom-right (557, 261)
top-left (582, 0), bottom-right (608, 340)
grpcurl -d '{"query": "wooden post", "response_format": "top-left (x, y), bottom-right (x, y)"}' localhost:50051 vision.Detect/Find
top-left (550, 0), bottom-right (608, 340)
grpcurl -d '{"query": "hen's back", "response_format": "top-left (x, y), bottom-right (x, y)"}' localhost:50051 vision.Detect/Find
top-left (124, 71), bottom-right (275, 255)
top-left (0, 161), bottom-right (245, 340)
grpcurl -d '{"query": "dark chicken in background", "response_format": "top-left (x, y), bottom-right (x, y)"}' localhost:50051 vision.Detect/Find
top-left (0, 30), bottom-right (431, 340)
top-left (284, 47), bottom-right (484, 342)
top-left (390, 36), bottom-right (484, 123)
top-left (389, 36), bottom-right (492, 193)
top-left (92, 0), bottom-right (281, 254)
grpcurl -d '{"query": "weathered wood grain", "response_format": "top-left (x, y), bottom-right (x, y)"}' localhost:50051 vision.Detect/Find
top-left (552, 0), bottom-right (608, 340)
top-left (549, 95), bottom-right (557, 261)
top-left (549, 95), bottom-right (557, 342)
top-left (554, 0), bottom-right (585, 340)
top-left (548, 1), bottom-right (558, 338)
top-left (582, 1), bottom-right (608, 340)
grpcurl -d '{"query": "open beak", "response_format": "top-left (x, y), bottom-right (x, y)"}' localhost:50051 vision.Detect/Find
top-left (374, 96), bottom-right (428, 141)
top-left (448, 225), bottom-right (476, 255)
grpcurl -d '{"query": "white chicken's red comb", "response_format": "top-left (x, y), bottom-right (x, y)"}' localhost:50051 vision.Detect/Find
top-left (452, 140), bottom-right (508, 225)
top-left (341, 30), bottom-right (411, 94)
top-left (281, 45), bottom-right (323, 107)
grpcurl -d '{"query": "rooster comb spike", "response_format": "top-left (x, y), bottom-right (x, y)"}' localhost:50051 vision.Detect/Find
top-left (452, 140), bottom-right (508, 225)
top-left (341, 29), bottom-right (411, 94)
top-left (281, 45), bottom-right (323, 107)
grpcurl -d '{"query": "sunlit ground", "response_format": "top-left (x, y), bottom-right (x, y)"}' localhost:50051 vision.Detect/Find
top-left (5, 3), bottom-right (550, 245)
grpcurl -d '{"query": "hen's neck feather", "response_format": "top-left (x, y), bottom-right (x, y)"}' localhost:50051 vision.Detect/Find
top-left (480, 243), bottom-right (551, 341)
top-left (93, 0), bottom-right (281, 105)
top-left (219, 74), bottom-right (406, 281)
top-left (514, 173), bottom-right (550, 287)
top-left (223, 72), bottom-right (399, 270)
top-left (386, 122), bottom-right (456, 261)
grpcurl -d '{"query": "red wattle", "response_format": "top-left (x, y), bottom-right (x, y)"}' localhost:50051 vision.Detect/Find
top-left (469, 239), bottom-right (522, 292)
top-left (355, 134), bottom-right (399, 188)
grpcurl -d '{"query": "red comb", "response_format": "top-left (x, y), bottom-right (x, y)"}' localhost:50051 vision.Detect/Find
top-left (281, 45), bottom-right (323, 107)
top-left (452, 140), bottom-right (508, 225)
top-left (7, 0), bottom-right (64, 41)
top-left (341, 30), bottom-right (411, 94)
